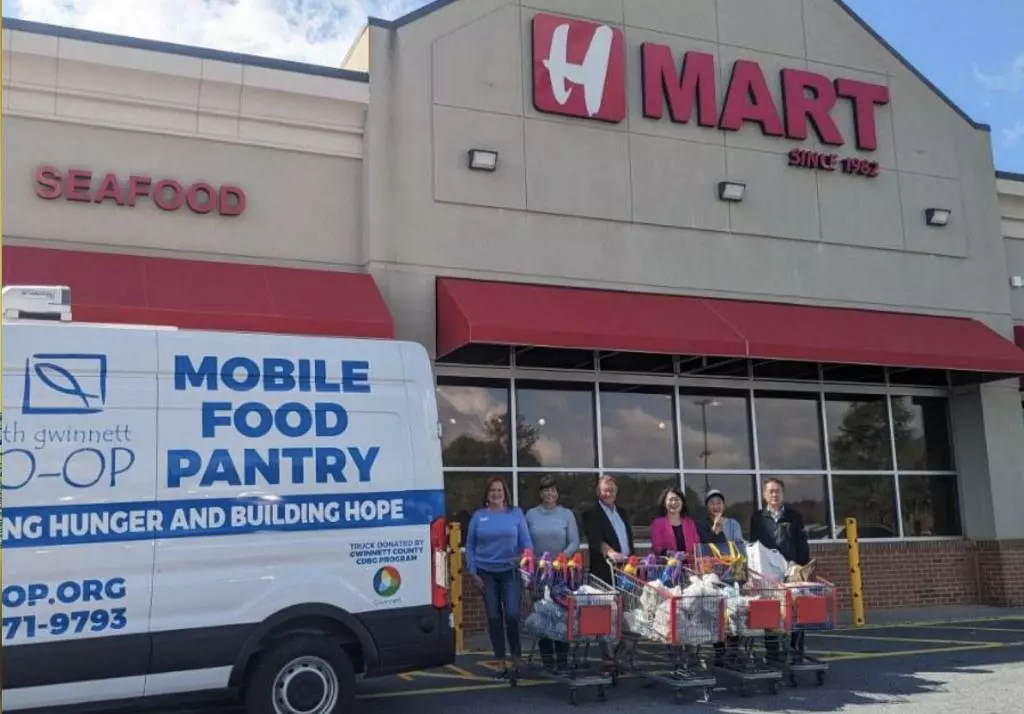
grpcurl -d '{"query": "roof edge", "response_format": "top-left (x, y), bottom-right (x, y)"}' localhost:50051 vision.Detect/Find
top-left (1, 16), bottom-right (370, 83)
top-left (831, 0), bottom-right (988, 132)
top-left (367, 0), bottom-right (460, 30)
top-left (996, 170), bottom-right (1024, 182)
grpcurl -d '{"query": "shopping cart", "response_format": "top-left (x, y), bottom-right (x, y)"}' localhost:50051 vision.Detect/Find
top-left (706, 567), bottom-right (785, 697)
top-left (518, 551), bottom-right (622, 705)
top-left (775, 578), bottom-right (838, 687)
top-left (610, 554), bottom-right (720, 704)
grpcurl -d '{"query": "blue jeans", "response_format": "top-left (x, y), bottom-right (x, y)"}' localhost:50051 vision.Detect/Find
top-left (479, 569), bottom-right (522, 661)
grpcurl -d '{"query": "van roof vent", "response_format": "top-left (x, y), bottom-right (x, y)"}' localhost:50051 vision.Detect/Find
top-left (2, 285), bottom-right (73, 322)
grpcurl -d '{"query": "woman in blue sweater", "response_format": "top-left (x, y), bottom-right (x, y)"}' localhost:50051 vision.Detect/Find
top-left (466, 477), bottom-right (533, 679)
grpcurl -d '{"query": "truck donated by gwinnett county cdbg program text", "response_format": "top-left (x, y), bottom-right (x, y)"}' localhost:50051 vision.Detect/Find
top-left (0, 285), bottom-right (455, 714)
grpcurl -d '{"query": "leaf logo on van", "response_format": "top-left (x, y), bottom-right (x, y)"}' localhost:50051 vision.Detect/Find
top-left (22, 354), bottom-right (108, 415)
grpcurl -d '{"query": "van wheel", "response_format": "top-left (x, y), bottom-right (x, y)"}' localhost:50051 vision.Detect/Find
top-left (245, 636), bottom-right (355, 714)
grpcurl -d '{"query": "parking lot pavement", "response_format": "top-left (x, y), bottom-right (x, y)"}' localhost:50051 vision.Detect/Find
top-left (120, 618), bottom-right (1024, 714)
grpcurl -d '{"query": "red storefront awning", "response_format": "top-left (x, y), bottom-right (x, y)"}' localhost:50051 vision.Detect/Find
top-left (3, 246), bottom-right (394, 338)
top-left (436, 277), bottom-right (1024, 375)
top-left (437, 277), bottom-right (748, 359)
top-left (1016, 325), bottom-right (1024, 348)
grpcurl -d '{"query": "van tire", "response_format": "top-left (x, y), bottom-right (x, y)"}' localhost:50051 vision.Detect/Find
top-left (244, 635), bottom-right (356, 714)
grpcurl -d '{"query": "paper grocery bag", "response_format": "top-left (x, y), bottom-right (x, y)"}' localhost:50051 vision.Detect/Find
top-left (746, 541), bottom-right (788, 582)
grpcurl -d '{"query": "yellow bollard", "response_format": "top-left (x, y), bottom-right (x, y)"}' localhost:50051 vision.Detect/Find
top-left (447, 522), bottom-right (465, 653)
top-left (845, 517), bottom-right (865, 627)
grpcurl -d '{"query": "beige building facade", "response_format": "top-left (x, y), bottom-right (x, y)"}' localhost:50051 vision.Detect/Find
top-left (4, 1), bottom-right (1024, 624)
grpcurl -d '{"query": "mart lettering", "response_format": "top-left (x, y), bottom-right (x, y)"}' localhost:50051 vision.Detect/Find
top-left (641, 45), bottom-right (890, 151)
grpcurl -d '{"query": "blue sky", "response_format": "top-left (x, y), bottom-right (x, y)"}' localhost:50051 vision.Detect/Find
top-left (5, 0), bottom-right (1023, 172)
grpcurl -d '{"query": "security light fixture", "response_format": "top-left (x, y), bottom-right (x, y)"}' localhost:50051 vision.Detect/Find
top-left (467, 149), bottom-right (499, 172)
top-left (1011, 275), bottom-right (1024, 289)
top-left (718, 181), bottom-right (746, 202)
top-left (925, 208), bottom-right (951, 227)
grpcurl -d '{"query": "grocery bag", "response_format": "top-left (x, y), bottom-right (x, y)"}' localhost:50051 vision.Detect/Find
top-left (746, 541), bottom-right (787, 582)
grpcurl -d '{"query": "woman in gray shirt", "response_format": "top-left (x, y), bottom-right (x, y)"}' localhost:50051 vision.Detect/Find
top-left (525, 476), bottom-right (580, 671)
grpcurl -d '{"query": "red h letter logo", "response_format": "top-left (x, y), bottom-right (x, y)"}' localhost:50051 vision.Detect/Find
top-left (532, 13), bottom-right (626, 123)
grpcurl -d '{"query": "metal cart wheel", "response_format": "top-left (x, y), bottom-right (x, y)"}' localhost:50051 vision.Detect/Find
top-left (597, 686), bottom-right (607, 702)
top-left (509, 669), bottom-right (519, 688)
top-left (702, 686), bottom-right (713, 703)
top-left (816, 671), bottom-right (826, 686)
top-left (788, 672), bottom-right (798, 687)
top-left (769, 681), bottom-right (780, 696)
top-left (568, 689), bottom-right (578, 705)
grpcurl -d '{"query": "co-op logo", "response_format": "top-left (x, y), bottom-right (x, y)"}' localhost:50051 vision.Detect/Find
top-left (22, 353), bottom-right (108, 415)
top-left (4, 352), bottom-right (134, 491)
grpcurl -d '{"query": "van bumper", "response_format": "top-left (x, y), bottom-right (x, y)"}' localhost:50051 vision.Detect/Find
top-left (357, 604), bottom-right (455, 677)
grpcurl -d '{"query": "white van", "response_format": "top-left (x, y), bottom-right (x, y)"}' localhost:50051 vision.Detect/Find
top-left (1, 306), bottom-right (454, 713)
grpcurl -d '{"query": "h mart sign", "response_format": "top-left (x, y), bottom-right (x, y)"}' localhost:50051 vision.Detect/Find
top-left (531, 13), bottom-right (890, 152)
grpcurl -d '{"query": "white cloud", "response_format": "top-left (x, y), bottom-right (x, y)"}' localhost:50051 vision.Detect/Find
top-left (973, 56), bottom-right (1024, 93)
top-left (13, 0), bottom-right (430, 67)
top-left (1003, 120), bottom-right (1024, 145)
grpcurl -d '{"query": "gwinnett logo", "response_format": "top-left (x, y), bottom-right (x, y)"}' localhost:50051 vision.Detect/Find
top-left (373, 566), bottom-right (401, 598)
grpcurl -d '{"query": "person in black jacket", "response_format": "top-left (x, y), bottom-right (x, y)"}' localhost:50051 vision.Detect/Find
top-left (749, 478), bottom-right (810, 661)
top-left (583, 475), bottom-right (634, 669)
top-left (583, 475), bottom-right (634, 587)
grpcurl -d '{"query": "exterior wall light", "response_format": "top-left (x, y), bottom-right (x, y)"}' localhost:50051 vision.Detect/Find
top-left (467, 149), bottom-right (499, 172)
top-left (1011, 276), bottom-right (1024, 289)
top-left (925, 208), bottom-right (951, 227)
top-left (718, 181), bottom-right (746, 202)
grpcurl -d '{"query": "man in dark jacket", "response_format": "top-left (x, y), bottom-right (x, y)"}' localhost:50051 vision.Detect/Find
top-left (749, 478), bottom-right (810, 661)
top-left (583, 475), bottom-right (634, 669)
top-left (583, 475), bottom-right (634, 586)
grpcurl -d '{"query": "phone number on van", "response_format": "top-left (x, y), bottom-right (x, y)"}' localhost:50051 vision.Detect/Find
top-left (2, 577), bottom-right (129, 641)
top-left (3, 609), bottom-right (128, 640)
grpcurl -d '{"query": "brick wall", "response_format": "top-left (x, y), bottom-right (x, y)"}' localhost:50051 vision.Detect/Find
top-left (456, 539), bottom-right (1022, 634)
top-left (809, 540), bottom-right (978, 609)
top-left (973, 540), bottom-right (1024, 606)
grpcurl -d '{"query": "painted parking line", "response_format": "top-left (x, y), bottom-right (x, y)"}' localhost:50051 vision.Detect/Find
top-left (824, 616), bottom-right (1024, 633)
top-left (810, 633), bottom-right (998, 646)
top-left (354, 639), bottom-right (1024, 701)
top-left (936, 625), bottom-right (1024, 633)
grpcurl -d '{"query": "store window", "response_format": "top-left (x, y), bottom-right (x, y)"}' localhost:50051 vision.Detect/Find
top-left (515, 381), bottom-right (597, 468)
top-left (899, 474), bottom-right (962, 536)
top-left (600, 385), bottom-right (677, 469)
top-left (831, 473), bottom-right (898, 539)
top-left (436, 371), bottom-right (962, 544)
top-left (892, 396), bottom-right (954, 471)
top-left (678, 389), bottom-right (753, 470)
top-left (825, 394), bottom-right (893, 471)
top-left (754, 391), bottom-right (825, 470)
top-left (437, 378), bottom-right (511, 467)
top-left (686, 473), bottom-right (757, 537)
top-left (764, 475), bottom-right (832, 540)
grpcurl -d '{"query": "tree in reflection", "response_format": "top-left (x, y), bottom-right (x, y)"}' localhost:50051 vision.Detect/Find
top-left (829, 398), bottom-right (924, 535)
top-left (443, 413), bottom-right (542, 467)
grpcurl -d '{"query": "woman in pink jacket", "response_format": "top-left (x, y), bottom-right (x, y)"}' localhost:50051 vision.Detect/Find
top-left (650, 487), bottom-right (700, 563)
